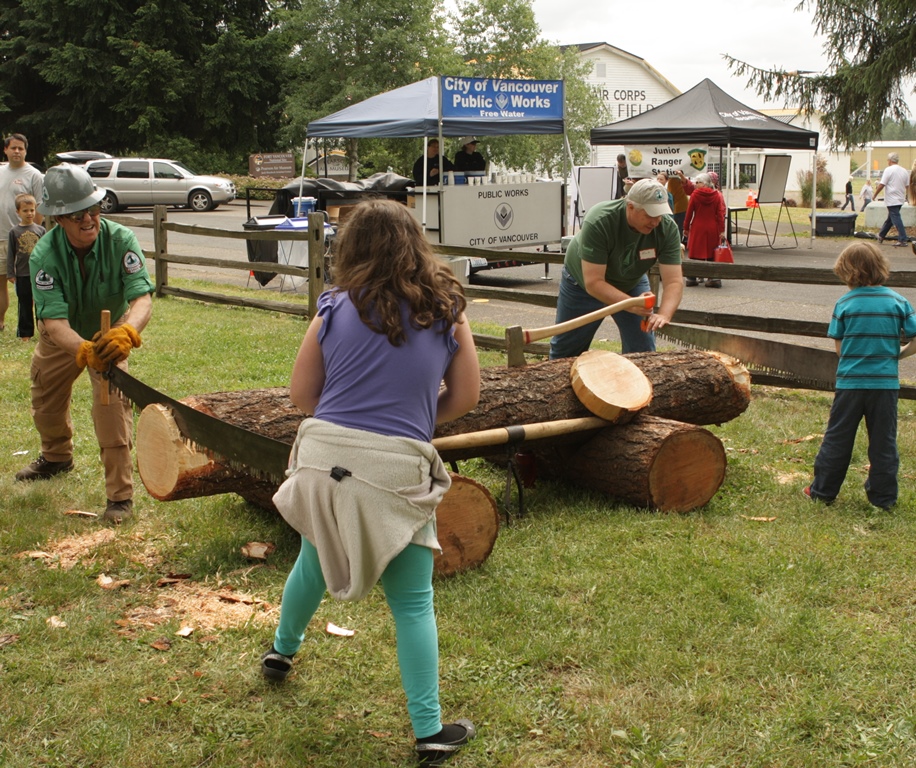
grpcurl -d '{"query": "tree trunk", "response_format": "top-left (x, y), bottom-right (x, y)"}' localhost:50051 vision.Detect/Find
top-left (132, 350), bottom-right (746, 513)
top-left (533, 414), bottom-right (726, 512)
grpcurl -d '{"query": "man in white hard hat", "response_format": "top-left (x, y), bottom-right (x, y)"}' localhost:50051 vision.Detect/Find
top-left (453, 137), bottom-right (485, 173)
top-left (549, 178), bottom-right (683, 358)
top-left (15, 164), bottom-right (154, 523)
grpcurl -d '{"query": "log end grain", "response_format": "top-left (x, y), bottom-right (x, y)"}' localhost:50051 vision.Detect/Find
top-left (137, 404), bottom-right (213, 499)
top-left (570, 350), bottom-right (653, 422)
top-left (647, 427), bottom-right (726, 512)
top-left (434, 474), bottom-right (500, 577)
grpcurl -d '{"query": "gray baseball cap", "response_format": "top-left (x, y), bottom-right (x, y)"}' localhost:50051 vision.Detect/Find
top-left (626, 178), bottom-right (672, 216)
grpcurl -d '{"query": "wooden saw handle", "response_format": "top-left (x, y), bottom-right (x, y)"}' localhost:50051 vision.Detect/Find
top-left (99, 310), bottom-right (110, 405)
top-left (523, 294), bottom-right (655, 344)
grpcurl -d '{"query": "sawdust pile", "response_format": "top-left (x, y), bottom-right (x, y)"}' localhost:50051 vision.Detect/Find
top-left (18, 529), bottom-right (277, 632)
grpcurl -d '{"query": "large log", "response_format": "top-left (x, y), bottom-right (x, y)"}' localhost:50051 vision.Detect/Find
top-left (136, 404), bottom-right (498, 576)
top-left (434, 350), bottom-right (750, 440)
top-left (132, 350), bottom-right (746, 511)
top-left (532, 414), bottom-right (726, 512)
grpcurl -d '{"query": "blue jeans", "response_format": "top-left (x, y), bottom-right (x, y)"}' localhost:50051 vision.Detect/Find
top-left (810, 389), bottom-right (899, 508)
top-left (878, 204), bottom-right (907, 244)
top-left (549, 268), bottom-right (655, 358)
top-left (274, 539), bottom-right (442, 738)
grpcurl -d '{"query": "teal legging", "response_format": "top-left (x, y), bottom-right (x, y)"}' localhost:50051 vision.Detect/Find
top-left (273, 537), bottom-right (442, 738)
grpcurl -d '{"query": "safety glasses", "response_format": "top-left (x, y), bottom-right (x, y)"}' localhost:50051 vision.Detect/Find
top-left (63, 204), bottom-right (102, 222)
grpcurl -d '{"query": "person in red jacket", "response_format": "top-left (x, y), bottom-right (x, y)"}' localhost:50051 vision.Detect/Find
top-left (683, 172), bottom-right (726, 288)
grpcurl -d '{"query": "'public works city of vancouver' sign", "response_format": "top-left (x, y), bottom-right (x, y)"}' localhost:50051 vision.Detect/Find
top-left (441, 77), bottom-right (564, 120)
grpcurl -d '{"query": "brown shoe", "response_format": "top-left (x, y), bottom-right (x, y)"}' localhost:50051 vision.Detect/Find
top-left (103, 499), bottom-right (133, 524)
top-left (15, 455), bottom-right (74, 481)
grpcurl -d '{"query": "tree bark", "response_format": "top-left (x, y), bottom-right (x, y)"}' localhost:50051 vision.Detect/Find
top-left (532, 414), bottom-right (726, 512)
top-left (132, 350), bottom-right (746, 513)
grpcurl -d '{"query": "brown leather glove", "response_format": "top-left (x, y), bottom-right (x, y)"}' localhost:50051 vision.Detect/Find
top-left (76, 341), bottom-right (108, 372)
top-left (93, 323), bottom-right (142, 364)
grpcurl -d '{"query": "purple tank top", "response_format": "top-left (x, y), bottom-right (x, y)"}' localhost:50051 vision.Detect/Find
top-left (312, 290), bottom-right (459, 442)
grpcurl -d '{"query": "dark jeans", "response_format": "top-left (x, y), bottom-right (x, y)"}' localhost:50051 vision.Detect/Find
top-left (878, 204), bottom-right (907, 244)
top-left (810, 389), bottom-right (899, 508)
top-left (549, 268), bottom-right (654, 358)
top-left (14, 275), bottom-right (34, 338)
top-left (840, 193), bottom-right (855, 212)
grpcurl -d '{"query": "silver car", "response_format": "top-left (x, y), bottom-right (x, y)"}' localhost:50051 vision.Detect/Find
top-left (85, 157), bottom-right (236, 213)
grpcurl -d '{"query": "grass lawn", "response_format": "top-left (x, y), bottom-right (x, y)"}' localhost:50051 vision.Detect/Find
top-left (2, 283), bottom-right (916, 767)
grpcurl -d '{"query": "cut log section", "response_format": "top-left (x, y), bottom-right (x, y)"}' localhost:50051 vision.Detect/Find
top-left (434, 474), bottom-right (499, 576)
top-left (570, 350), bottom-right (652, 422)
top-left (534, 414), bottom-right (726, 512)
top-left (135, 403), bottom-right (499, 576)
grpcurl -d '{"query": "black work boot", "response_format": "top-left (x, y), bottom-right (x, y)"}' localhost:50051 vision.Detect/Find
top-left (103, 499), bottom-right (133, 524)
top-left (15, 455), bottom-right (74, 482)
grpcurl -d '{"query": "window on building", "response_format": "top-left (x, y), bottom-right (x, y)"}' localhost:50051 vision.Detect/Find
top-left (739, 163), bottom-right (757, 185)
top-left (595, 62), bottom-right (606, 78)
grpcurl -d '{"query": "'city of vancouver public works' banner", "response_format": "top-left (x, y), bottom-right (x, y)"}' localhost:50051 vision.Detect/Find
top-left (441, 77), bottom-right (564, 120)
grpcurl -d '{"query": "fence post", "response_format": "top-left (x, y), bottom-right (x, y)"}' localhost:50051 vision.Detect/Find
top-left (153, 205), bottom-right (168, 297)
top-left (307, 211), bottom-right (325, 319)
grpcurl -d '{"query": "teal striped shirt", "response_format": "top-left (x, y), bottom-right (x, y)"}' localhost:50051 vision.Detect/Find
top-left (828, 286), bottom-right (916, 389)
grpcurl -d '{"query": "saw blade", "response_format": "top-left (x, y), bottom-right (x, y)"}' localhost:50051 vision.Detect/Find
top-left (108, 367), bottom-right (291, 483)
top-left (657, 324), bottom-right (838, 388)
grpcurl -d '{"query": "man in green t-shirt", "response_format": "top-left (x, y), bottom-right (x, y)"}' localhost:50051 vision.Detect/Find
top-left (550, 179), bottom-right (683, 358)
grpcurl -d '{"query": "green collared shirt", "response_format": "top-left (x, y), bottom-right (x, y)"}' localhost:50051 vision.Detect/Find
top-left (30, 218), bottom-right (154, 338)
top-left (565, 198), bottom-right (681, 291)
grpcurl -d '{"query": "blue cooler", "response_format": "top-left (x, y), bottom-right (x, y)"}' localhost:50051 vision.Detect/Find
top-left (292, 196), bottom-right (317, 216)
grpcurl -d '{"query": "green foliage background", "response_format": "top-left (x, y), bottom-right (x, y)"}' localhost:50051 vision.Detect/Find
top-left (0, 0), bottom-right (606, 177)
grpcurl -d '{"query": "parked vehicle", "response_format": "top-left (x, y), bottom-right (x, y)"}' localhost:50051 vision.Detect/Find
top-left (85, 157), bottom-right (236, 213)
top-left (55, 150), bottom-right (113, 165)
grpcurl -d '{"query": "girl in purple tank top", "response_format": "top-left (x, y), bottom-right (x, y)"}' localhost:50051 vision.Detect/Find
top-left (263, 199), bottom-right (480, 766)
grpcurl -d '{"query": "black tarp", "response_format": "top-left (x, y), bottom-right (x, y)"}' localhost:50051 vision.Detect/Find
top-left (269, 172), bottom-right (414, 217)
top-left (590, 79), bottom-right (819, 150)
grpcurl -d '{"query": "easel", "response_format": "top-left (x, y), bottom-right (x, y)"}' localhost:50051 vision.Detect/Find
top-left (744, 154), bottom-right (798, 250)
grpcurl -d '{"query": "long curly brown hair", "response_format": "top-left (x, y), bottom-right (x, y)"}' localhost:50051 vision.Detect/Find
top-left (331, 198), bottom-right (467, 345)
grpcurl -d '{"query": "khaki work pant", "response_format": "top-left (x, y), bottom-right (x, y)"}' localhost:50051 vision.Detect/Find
top-left (30, 322), bottom-right (134, 502)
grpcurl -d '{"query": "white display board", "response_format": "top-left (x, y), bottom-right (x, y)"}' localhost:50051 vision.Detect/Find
top-left (575, 166), bottom-right (618, 217)
top-left (757, 154), bottom-right (792, 204)
top-left (410, 182), bottom-right (564, 249)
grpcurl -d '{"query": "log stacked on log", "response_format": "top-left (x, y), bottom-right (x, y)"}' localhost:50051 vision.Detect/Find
top-left (132, 349), bottom-right (750, 517)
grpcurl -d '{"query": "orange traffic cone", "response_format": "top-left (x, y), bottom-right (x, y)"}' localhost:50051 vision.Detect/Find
top-left (746, 191), bottom-right (758, 208)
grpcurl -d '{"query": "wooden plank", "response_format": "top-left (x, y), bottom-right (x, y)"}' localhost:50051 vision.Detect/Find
top-left (464, 285), bottom-right (557, 308)
top-left (158, 286), bottom-right (310, 316)
top-left (672, 309), bottom-right (829, 338)
top-left (148, 252), bottom-right (311, 278)
top-left (672, 261), bottom-right (916, 288)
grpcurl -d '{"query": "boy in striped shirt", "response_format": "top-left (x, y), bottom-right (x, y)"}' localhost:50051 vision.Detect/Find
top-left (806, 242), bottom-right (916, 510)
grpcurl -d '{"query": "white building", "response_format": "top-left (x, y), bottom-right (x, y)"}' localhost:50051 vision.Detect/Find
top-left (571, 42), bottom-right (851, 197)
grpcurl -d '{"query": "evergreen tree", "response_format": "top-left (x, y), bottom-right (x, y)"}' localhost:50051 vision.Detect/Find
top-left (725, 0), bottom-right (916, 148)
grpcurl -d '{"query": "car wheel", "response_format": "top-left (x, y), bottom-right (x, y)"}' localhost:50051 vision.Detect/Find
top-left (100, 191), bottom-right (120, 214)
top-left (189, 190), bottom-right (213, 212)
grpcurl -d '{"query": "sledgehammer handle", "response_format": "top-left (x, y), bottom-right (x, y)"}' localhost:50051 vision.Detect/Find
top-left (99, 310), bottom-right (110, 405)
top-left (523, 294), bottom-right (654, 344)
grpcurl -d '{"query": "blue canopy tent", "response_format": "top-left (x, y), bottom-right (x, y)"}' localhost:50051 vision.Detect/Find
top-left (306, 76), bottom-right (566, 139)
top-left (304, 76), bottom-right (568, 231)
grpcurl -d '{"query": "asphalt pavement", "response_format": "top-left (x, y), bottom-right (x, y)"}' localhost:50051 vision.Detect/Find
top-left (116, 198), bottom-right (916, 381)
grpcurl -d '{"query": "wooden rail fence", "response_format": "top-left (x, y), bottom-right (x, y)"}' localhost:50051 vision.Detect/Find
top-left (109, 207), bottom-right (916, 368)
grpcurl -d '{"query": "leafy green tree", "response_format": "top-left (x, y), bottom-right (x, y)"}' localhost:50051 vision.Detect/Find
top-left (278, 0), bottom-right (459, 180)
top-left (0, 0), bottom-right (289, 171)
top-left (724, 0), bottom-right (916, 149)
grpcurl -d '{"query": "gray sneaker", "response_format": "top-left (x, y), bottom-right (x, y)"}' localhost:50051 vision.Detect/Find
top-left (15, 455), bottom-right (74, 481)
top-left (103, 499), bottom-right (133, 524)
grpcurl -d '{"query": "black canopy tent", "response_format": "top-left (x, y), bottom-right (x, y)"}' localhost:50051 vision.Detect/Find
top-left (589, 78), bottom-right (818, 151)
top-left (590, 79), bottom-right (820, 248)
